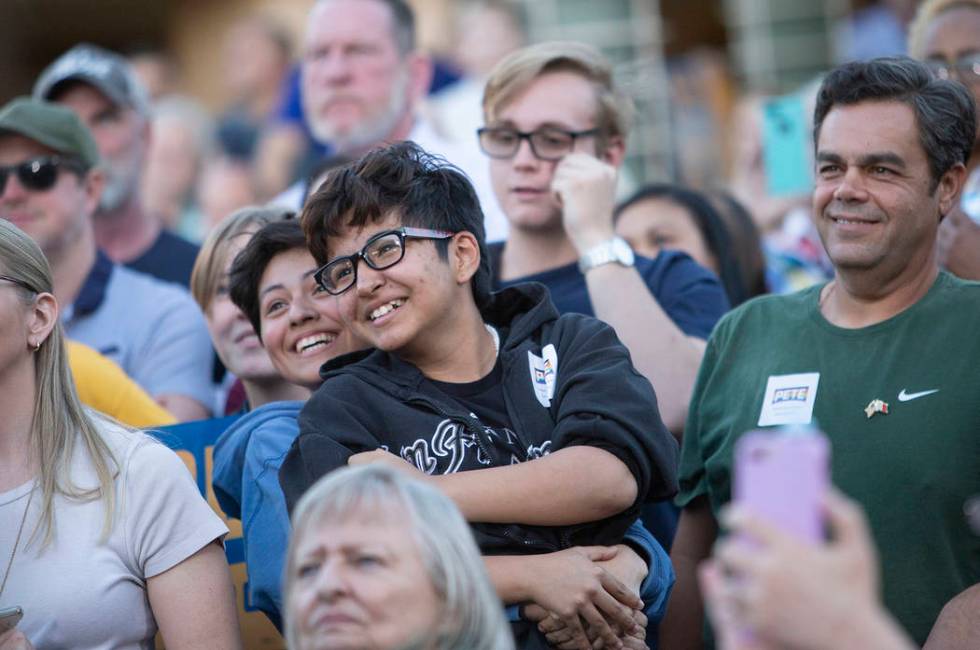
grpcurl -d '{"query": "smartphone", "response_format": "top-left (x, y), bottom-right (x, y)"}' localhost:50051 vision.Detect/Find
top-left (0, 606), bottom-right (23, 634)
top-left (733, 428), bottom-right (829, 543)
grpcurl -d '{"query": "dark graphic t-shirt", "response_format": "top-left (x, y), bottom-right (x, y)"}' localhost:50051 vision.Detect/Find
top-left (427, 356), bottom-right (510, 429)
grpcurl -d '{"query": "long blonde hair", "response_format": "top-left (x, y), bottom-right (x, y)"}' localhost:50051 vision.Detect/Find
top-left (0, 219), bottom-right (117, 544)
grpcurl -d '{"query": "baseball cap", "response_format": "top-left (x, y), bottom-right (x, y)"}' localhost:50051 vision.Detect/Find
top-left (0, 97), bottom-right (100, 168)
top-left (33, 43), bottom-right (149, 116)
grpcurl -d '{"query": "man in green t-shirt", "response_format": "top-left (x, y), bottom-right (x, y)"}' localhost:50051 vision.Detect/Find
top-left (661, 56), bottom-right (980, 649)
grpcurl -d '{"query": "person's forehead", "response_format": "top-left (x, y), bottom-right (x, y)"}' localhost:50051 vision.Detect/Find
top-left (817, 100), bottom-right (920, 154)
top-left (306, 0), bottom-right (398, 50)
top-left (304, 508), bottom-right (419, 552)
top-left (0, 133), bottom-right (59, 163)
top-left (621, 197), bottom-right (698, 229)
top-left (259, 247), bottom-right (317, 292)
top-left (328, 211), bottom-right (402, 255)
top-left (921, 6), bottom-right (980, 57)
top-left (52, 81), bottom-right (119, 113)
top-left (492, 70), bottom-right (599, 129)
top-left (217, 232), bottom-right (254, 275)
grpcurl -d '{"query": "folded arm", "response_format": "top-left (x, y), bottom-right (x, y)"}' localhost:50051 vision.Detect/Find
top-left (352, 445), bottom-right (637, 526)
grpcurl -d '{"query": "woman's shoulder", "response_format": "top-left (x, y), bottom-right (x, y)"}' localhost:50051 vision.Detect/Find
top-left (85, 413), bottom-right (190, 484)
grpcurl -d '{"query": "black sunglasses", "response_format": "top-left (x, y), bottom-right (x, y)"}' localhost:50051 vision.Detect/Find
top-left (313, 227), bottom-right (455, 295)
top-left (0, 156), bottom-right (87, 195)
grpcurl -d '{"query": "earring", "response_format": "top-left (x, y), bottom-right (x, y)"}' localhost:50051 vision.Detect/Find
top-left (32, 340), bottom-right (40, 352)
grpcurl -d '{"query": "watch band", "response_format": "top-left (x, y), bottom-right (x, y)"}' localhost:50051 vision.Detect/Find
top-left (578, 237), bottom-right (635, 273)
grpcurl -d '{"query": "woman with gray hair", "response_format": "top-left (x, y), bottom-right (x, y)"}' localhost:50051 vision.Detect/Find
top-left (284, 464), bottom-right (514, 650)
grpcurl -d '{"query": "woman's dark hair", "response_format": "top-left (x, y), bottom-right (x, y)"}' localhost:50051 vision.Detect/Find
top-left (301, 141), bottom-right (492, 310)
top-left (707, 191), bottom-right (769, 300)
top-left (614, 183), bottom-right (753, 306)
top-left (228, 218), bottom-right (308, 338)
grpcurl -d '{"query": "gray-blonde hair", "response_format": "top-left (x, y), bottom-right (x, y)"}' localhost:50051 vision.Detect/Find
top-left (190, 205), bottom-right (293, 313)
top-left (908, 0), bottom-right (980, 59)
top-left (283, 465), bottom-right (514, 650)
top-left (0, 219), bottom-right (117, 545)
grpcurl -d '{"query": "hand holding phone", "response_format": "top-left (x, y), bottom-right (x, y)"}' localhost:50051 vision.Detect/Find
top-left (733, 428), bottom-right (830, 543)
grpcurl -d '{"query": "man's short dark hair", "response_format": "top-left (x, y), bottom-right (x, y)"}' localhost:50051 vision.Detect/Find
top-left (301, 140), bottom-right (492, 309)
top-left (814, 56), bottom-right (976, 189)
top-left (229, 218), bottom-right (308, 339)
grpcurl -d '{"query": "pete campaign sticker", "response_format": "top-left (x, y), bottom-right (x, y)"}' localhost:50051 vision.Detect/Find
top-left (757, 372), bottom-right (820, 426)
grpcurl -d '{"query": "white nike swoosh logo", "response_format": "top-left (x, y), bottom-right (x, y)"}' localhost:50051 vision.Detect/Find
top-left (898, 388), bottom-right (939, 402)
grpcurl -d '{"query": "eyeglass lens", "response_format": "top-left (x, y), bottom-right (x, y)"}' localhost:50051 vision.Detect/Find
top-left (479, 128), bottom-right (579, 160)
top-left (926, 54), bottom-right (980, 82)
top-left (323, 232), bottom-right (406, 293)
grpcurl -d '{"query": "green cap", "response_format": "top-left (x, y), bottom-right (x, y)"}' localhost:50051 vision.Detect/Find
top-left (0, 97), bottom-right (99, 168)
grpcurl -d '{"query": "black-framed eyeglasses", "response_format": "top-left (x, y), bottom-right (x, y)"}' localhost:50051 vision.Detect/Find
top-left (0, 156), bottom-right (87, 195)
top-left (0, 275), bottom-right (37, 293)
top-left (477, 126), bottom-right (600, 161)
top-left (313, 227), bottom-right (456, 295)
top-left (925, 53), bottom-right (980, 84)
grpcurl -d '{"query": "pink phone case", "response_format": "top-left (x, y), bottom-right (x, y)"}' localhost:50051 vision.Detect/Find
top-left (733, 428), bottom-right (830, 543)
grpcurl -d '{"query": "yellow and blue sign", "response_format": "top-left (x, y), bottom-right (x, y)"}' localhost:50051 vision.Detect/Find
top-left (156, 416), bottom-right (284, 650)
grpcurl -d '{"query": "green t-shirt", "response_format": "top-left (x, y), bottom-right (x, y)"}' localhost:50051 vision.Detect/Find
top-left (678, 271), bottom-right (980, 645)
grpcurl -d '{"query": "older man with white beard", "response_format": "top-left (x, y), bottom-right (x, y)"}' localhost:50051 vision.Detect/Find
top-left (272, 0), bottom-right (508, 242)
top-left (34, 44), bottom-right (200, 286)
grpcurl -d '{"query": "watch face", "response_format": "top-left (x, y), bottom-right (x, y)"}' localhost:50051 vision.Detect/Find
top-left (613, 237), bottom-right (635, 265)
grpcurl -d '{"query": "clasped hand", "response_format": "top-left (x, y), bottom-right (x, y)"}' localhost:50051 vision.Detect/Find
top-left (524, 546), bottom-right (648, 650)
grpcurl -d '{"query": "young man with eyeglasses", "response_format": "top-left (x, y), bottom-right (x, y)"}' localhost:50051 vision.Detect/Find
top-left (0, 97), bottom-right (213, 421)
top-left (479, 42), bottom-right (729, 439)
top-left (281, 141), bottom-right (678, 650)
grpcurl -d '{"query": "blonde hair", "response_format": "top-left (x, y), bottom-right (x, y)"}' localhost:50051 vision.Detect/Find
top-left (284, 465), bottom-right (514, 650)
top-left (0, 219), bottom-right (117, 545)
top-left (482, 40), bottom-right (634, 149)
top-left (190, 205), bottom-right (292, 313)
top-left (908, 0), bottom-right (980, 59)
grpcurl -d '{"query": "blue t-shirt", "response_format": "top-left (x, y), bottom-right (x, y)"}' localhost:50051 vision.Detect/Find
top-left (489, 244), bottom-right (729, 339)
top-left (127, 229), bottom-right (200, 288)
top-left (64, 251), bottom-right (214, 408)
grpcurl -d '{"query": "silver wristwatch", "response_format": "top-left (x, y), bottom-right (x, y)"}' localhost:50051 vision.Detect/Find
top-left (578, 237), bottom-right (635, 273)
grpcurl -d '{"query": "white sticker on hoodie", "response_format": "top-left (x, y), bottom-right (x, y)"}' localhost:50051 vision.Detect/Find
top-left (528, 344), bottom-right (558, 407)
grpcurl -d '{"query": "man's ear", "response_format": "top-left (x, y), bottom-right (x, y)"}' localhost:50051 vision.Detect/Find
top-left (601, 135), bottom-right (627, 169)
top-left (82, 168), bottom-right (106, 217)
top-left (450, 231), bottom-right (481, 285)
top-left (26, 291), bottom-right (58, 350)
top-left (407, 52), bottom-right (434, 106)
top-left (938, 162), bottom-right (968, 219)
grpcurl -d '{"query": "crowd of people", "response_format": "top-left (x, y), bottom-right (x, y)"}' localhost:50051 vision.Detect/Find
top-left (1, 0), bottom-right (979, 649)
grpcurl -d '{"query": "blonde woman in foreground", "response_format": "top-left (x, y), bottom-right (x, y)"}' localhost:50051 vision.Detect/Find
top-left (0, 219), bottom-right (241, 650)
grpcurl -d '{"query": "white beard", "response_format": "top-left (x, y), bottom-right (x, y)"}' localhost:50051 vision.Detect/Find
top-left (96, 147), bottom-right (143, 215)
top-left (307, 67), bottom-right (412, 153)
